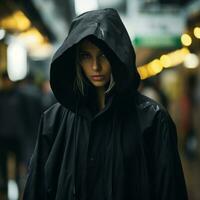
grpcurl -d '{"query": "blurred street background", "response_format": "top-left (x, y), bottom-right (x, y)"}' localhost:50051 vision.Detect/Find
top-left (0, 0), bottom-right (200, 199)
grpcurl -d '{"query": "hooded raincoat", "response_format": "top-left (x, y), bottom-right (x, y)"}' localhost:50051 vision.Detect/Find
top-left (23, 8), bottom-right (188, 200)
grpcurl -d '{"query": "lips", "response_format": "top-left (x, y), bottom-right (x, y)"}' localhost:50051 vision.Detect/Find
top-left (91, 75), bottom-right (104, 81)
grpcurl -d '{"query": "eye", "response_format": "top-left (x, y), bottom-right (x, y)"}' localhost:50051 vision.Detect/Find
top-left (79, 52), bottom-right (91, 60)
top-left (99, 53), bottom-right (109, 62)
top-left (99, 53), bottom-right (106, 59)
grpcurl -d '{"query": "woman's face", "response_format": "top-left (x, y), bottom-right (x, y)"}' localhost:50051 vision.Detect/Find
top-left (79, 39), bottom-right (111, 88)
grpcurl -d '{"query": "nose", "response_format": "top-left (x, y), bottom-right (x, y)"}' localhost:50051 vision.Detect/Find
top-left (92, 58), bottom-right (100, 71)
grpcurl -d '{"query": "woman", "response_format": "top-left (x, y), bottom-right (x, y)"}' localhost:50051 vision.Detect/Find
top-left (23, 8), bottom-right (188, 200)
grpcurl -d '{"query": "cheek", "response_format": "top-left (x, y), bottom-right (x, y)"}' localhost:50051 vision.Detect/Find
top-left (81, 66), bottom-right (90, 76)
top-left (105, 64), bottom-right (111, 77)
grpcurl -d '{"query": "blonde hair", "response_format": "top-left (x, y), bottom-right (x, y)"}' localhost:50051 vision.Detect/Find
top-left (73, 45), bottom-right (85, 95)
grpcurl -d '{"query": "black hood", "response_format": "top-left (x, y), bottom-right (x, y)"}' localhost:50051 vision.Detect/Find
top-left (50, 8), bottom-right (140, 111)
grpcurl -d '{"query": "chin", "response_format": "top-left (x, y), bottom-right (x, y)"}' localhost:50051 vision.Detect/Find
top-left (92, 81), bottom-right (107, 88)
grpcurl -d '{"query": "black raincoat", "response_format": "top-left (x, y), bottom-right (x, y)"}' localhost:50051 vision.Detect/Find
top-left (23, 8), bottom-right (188, 200)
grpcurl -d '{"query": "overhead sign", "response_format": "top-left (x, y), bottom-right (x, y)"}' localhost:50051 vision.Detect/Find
top-left (133, 35), bottom-right (181, 48)
top-left (123, 7), bottom-right (185, 48)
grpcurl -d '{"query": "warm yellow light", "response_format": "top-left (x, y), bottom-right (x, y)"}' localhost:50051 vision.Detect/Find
top-left (16, 28), bottom-right (52, 58)
top-left (181, 33), bottom-right (192, 46)
top-left (0, 17), bottom-right (16, 30)
top-left (29, 43), bottom-right (53, 59)
top-left (137, 48), bottom-right (190, 80)
top-left (137, 66), bottom-right (149, 80)
top-left (14, 11), bottom-right (31, 31)
top-left (0, 10), bottom-right (31, 31)
top-left (194, 27), bottom-right (200, 39)
top-left (18, 27), bottom-right (45, 46)
top-left (147, 59), bottom-right (163, 76)
top-left (180, 47), bottom-right (190, 55)
top-left (160, 55), bottom-right (172, 68)
top-left (166, 48), bottom-right (190, 66)
top-left (184, 53), bottom-right (199, 69)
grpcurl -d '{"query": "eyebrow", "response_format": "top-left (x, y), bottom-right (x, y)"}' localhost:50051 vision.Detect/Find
top-left (79, 49), bottom-right (104, 56)
top-left (79, 50), bottom-right (89, 53)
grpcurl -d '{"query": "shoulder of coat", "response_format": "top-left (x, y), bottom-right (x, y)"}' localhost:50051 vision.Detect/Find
top-left (136, 92), bottom-right (166, 114)
top-left (135, 92), bottom-right (172, 135)
top-left (42, 102), bottom-right (71, 123)
top-left (43, 102), bottom-right (65, 115)
top-left (40, 103), bottom-right (73, 139)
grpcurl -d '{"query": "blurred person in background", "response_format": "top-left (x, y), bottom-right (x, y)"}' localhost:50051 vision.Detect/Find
top-left (179, 75), bottom-right (198, 160)
top-left (15, 73), bottom-right (44, 197)
top-left (23, 8), bottom-right (188, 200)
top-left (16, 74), bottom-right (43, 164)
top-left (0, 71), bottom-right (43, 199)
top-left (0, 71), bottom-right (25, 199)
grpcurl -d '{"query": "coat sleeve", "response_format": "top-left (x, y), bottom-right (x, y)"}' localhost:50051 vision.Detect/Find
top-left (152, 110), bottom-right (188, 200)
top-left (23, 114), bottom-right (48, 200)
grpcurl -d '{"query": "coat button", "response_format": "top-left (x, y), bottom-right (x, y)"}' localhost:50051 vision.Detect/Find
top-left (73, 186), bottom-right (79, 199)
top-left (47, 187), bottom-right (52, 193)
top-left (88, 157), bottom-right (95, 167)
top-left (90, 157), bottom-right (94, 161)
top-left (73, 186), bottom-right (75, 195)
